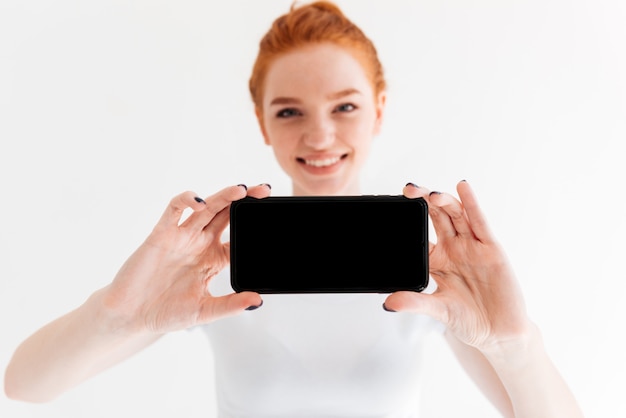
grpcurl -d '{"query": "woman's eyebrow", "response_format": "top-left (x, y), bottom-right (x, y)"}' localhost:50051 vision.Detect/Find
top-left (269, 97), bottom-right (301, 106)
top-left (269, 88), bottom-right (361, 106)
top-left (327, 88), bottom-right (361, 100)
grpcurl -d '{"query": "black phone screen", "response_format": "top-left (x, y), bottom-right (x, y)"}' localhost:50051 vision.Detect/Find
top-left (230, 195), bottom-right (429, 294)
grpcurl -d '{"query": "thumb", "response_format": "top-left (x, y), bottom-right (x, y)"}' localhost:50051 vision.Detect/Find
top-left (197, 291), bottom-right (264, 324)
top-left (383, 291), bottom-right (448, 325)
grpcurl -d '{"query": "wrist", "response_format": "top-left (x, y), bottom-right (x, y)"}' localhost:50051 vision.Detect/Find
top-left (87, 285), bottom-right (148, 337)
top-left (480, 321), bottom-right (546, 370)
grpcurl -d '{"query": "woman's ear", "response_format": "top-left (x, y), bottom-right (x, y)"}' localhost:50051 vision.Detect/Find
top-left (255, 107), bottom-right (271, 145)
top-left (373, 91), bottom-right (387, 135)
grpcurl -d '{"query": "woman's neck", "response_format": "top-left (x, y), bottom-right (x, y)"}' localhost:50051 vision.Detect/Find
top-left (292, 180), bottom-right (361, 196)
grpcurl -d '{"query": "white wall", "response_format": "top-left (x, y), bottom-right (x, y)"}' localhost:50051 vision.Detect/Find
top-left (1, 1), bottom-right (624, 417)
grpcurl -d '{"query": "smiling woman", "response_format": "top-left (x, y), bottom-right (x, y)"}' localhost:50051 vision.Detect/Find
top-left (1, 0), bottom-right (625, 417)
top-left (251, 1), bottom-right (386, 197)
top-left (2, 2), bottom-right (584, 417)
top-left (259, 43), bottom-right (385, 196)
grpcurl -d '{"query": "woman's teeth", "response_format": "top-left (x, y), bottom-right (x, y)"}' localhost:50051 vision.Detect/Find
top-left (304, 156), bottom-right (342, 167)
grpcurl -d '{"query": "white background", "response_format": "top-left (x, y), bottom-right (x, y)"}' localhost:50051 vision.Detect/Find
top-left (1, 0), bottom-right (624, 417)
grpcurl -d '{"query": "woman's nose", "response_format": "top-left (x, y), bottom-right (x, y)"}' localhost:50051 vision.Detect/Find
top-left (302, 116), bottom-right (335, 149)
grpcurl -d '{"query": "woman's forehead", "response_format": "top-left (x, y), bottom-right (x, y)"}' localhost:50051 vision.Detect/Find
top-left (262, 43), bottom-right (374, 101)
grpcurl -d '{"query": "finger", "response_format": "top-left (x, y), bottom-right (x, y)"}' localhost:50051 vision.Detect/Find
top-left (156, 191), bottom-right (209, 229)
top-left (201, 205), bottom-right (231, 242)
top-left (403, 182), bottom-right (430, 199)
top-left (383, 291), bottom-right (449, 325)
top-left (201, 183), bottom-right (273, 238)
top-left (182, 184), bottom-right (248, 231)
top-left (404, 183), bottom-right (437, 247)
top-left (403, 183), bottom-right (457, 238)
top-left (456, 181), bottom-right (494, 243)
top-left (404, 184), bottom-right (450, 226)
top-left (246, 183), bottom-right (272, 199)
top-left (426, 191), bottom-right (458, 239)
top-left (429, 190), bottom-right (474, 239)
top-left (197, 291), bottom-right (264, 324)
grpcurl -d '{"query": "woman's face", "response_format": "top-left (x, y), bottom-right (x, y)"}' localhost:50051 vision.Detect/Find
top-left (259, 43), bottom-right (386, 196)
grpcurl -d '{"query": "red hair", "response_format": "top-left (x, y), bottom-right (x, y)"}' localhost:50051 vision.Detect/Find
top-left (249, 1), bottom-right (386, 111)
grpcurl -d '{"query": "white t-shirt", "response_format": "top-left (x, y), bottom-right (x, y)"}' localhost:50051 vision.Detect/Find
top-left (201, 268), bottom-right (443, 418)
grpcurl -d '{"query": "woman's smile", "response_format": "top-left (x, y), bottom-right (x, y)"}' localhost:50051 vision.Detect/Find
top-left (297, 153), bottom-right (349, 173)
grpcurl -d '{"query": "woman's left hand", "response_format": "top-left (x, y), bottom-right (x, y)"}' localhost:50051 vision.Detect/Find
top-left (384, 181), bottom-right (533, 353)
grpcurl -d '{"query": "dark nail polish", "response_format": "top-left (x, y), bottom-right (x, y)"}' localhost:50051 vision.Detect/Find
top-left (194, 196), bottom-right (206, 204)
top-left (260, 183), bottom-right (272, 189)
top-left (382, 303), bottom-right (396, 312)
top-left (429, 191), bottom-right (442, 196)
top-left (405, 182), bottom-right (419, 188)
top-left (238, 184), bottom-right (248, 191)
top-left (245, 300), bottom-right (263, 311)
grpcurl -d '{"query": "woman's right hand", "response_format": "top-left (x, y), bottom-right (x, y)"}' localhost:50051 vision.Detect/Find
top-left (99, 184), bottom-right (270, 335)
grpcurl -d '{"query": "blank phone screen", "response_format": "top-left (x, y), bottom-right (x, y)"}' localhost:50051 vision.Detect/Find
top-left (230, 196), bottom-right (428, 293)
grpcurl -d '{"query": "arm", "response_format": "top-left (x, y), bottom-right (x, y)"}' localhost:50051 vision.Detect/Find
top-left (4, 184), bottom-right (270, 403)
top-left (385, 181), bottom-right (584, 418)
top-left (444, 332), bottom-right (514, 417)
top-left (477, 324), bottom-right (582, 418)
top-left (4, 289), bottom-right (163, 403)
top-left (446, 327), bottom-right (582, 418)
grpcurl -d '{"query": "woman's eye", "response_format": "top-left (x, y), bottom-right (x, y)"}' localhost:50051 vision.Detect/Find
top-left (276, 108), bottom-right (300, 118)
top-left (335, 103), bottom-right (356, 113)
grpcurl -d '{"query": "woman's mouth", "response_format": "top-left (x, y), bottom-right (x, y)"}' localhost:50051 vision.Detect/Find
top-left (303, 156), bottom-right (340, 167)
top-left (296, 154), bottom-right (348, 175)
top-left (297, 154), bottom-right (348, 168)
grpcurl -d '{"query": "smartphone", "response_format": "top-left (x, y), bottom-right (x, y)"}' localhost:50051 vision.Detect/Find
top-left (230, 195), bottom-right (429, 294)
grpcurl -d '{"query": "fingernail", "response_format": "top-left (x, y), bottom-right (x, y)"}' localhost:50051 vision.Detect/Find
top-left (405, 182), bottom-right (419, 188)
top-left (460, 179), bottom-right (467, 183)
top-left (429, 191), bottom-right (442, 196)
top-left (194, 196), bottom-right (206, 204)
top-left (245, 300), bottom-right (263, 311)
top-left (259, 183), bottom-right (272, 189)
top-left (238, 184), bottom-right (248, 191)
top-left (382, 303), bottom-right (396, 312)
